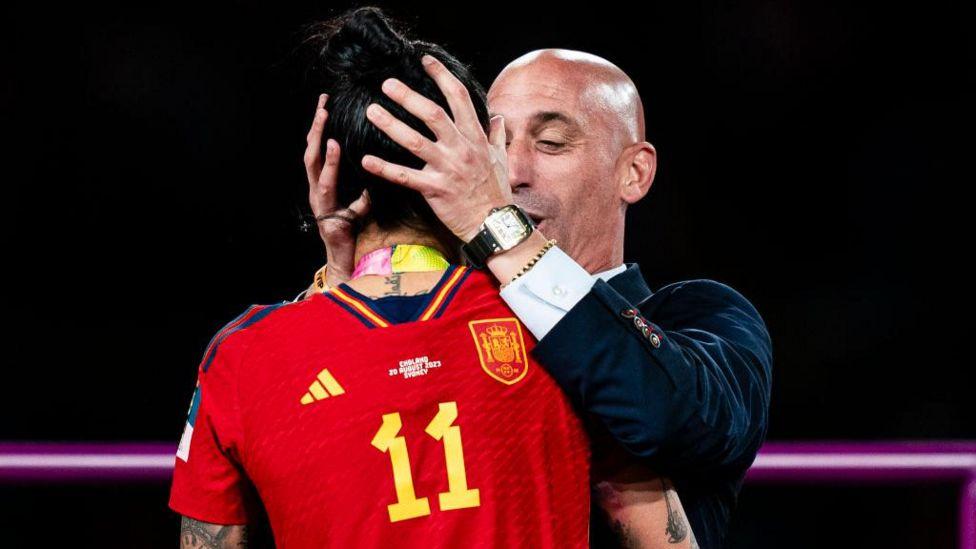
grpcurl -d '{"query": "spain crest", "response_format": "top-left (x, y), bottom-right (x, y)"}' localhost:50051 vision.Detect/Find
top-left (469, 318), bottom-right (529, 385)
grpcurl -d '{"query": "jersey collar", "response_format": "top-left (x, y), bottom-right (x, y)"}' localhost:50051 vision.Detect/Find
top-left (324, 265), bottom-right (470, 329)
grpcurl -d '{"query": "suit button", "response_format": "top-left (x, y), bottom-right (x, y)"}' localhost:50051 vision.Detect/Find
top-left (621, 308), bottom-right (637, 318)
top-left (649, 333), bottom-right (661, 348)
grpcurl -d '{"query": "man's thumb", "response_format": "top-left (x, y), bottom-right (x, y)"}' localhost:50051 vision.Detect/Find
top-left (488, 115), bottom-right (506, 149)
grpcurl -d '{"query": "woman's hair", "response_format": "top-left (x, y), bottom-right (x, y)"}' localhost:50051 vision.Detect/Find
top-left (304, 6), bottom-right (490, 236)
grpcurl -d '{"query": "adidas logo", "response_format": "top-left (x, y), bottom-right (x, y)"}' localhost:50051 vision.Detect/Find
top-left (300, 368), bottom-right (346, 405)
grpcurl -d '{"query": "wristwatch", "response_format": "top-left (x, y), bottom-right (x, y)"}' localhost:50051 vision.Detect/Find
top-left (461, 205), bottom-right (536, 269)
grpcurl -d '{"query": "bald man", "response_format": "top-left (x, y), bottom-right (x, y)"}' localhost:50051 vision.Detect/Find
top-left (307, 49), bottom-right (772, 548)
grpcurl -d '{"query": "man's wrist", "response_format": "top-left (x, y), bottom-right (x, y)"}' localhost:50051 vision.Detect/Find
top-left (501, 238), bottom-right (557, 289)
top-left (485, 230), bottom-right (550, 285)
top-left (460, 222), bottom-right (486, 244)
top-left (459, 201), bottom-right (510, 243)
top-left (461, 203), bottom-right (536, 268)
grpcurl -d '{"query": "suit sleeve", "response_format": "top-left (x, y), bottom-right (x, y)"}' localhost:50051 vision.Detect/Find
top-left (168, 325), bottom-right (261, 524)
top-left (531, 279), bottom-right (773, 475)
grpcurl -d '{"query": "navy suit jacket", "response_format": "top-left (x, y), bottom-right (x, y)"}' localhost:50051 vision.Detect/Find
top-left (531, 264), bottom-right (773, 549)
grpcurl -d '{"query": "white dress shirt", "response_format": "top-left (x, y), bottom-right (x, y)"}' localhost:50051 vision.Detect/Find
top-left (499, 245), bottom-right (628, 340)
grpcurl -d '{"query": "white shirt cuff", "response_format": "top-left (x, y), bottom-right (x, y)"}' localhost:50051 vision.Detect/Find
top-left (499, 246), bottom-right (597, 340)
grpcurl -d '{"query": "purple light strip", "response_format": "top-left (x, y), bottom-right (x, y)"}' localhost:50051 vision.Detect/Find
top-left (747, 441), bottom-right (976, 483)
top-left (0, 442), bottom-right (176, 482)
top-left (2, 441), bottom-right (974, 547)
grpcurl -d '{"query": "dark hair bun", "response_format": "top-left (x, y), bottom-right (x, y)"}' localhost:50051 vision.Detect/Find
top-left (319, 6), bottom-right (414, 85)
top-left (302, 6), bottom-right (490, 237)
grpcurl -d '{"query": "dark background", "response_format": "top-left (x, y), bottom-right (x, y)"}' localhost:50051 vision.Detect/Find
top-left (2, 1), bottom-right (973, 547)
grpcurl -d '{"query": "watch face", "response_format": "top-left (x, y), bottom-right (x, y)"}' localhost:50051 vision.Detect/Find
top-left (486, 208), bottom-right (530, 249)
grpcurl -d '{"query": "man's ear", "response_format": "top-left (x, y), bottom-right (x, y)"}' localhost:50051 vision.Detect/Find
top-left (618, 141), bottom-right (657, 204)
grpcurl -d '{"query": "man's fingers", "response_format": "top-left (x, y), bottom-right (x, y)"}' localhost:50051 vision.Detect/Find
top-left (488, 115), bottom-right (506, 150)
top-left (378, 78), bottom-right (462, 146)
top-left (417, 54), bottom-right (484, 143)
top-left (361, 155), bottom-right (434, 193)
top-left (365, 103), bottom-right (441, 164)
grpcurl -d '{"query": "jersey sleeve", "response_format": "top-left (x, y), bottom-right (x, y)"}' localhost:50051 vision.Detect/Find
top-left (168, 311), bottom-right (262, 524)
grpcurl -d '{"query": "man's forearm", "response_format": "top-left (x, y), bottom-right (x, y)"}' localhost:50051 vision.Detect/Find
top-left (532, 278), bottom-right (772, 472)
top-left (180, 516), bottom-right (248, 549)
top-left (484, 230), bottom-right (552, 286)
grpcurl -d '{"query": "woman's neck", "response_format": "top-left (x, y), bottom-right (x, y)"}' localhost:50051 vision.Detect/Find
top-left (345, 222), bottom-right (459, 298)
top-left (352, 222), bottom-right (458, 265)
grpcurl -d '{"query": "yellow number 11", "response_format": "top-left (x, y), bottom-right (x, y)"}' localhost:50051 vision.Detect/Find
top-left (370, 401), bottom-right (481, 522)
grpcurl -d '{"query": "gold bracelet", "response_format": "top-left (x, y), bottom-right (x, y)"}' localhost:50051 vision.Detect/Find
top-left (503, 239), bottom-right (557, 288)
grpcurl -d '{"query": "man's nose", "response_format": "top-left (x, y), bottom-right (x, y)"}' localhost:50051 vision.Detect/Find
top-left (506, 139), bottom-right (534, 191)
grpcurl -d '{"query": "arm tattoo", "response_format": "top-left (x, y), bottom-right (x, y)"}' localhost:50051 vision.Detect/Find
top-left (660, 479), bottom-right (689, 544)
top-left (180, 516), bottom-right (248, 548)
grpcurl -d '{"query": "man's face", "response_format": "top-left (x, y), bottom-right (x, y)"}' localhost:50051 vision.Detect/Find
top-left (487, 61), bottom-right (628, 267)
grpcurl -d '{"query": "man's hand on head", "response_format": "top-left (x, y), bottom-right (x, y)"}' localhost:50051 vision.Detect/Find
top-left (359, 54), bottom-right (513, 243)
top-left (305, 93), bottom-right (370, 288)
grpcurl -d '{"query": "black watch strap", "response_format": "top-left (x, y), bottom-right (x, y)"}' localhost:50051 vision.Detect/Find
top-left (461, 205), bottom-right (536, 269)
top-left (460, 225), bottom-right (498, 269)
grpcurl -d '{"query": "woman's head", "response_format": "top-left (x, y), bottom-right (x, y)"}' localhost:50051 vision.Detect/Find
top-left (305, 6), bottom-right (490, 236)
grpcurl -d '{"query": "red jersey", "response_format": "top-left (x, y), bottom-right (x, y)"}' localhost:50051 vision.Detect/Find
top-left (169, 266), bottom-right (591, 548)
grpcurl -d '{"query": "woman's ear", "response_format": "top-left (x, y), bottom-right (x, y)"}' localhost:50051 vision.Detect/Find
top-left (619, 141), bottom-right (657, 204)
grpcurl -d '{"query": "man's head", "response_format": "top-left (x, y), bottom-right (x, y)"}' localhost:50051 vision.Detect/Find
top-left (488, 49), bottom-right (657, 272)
